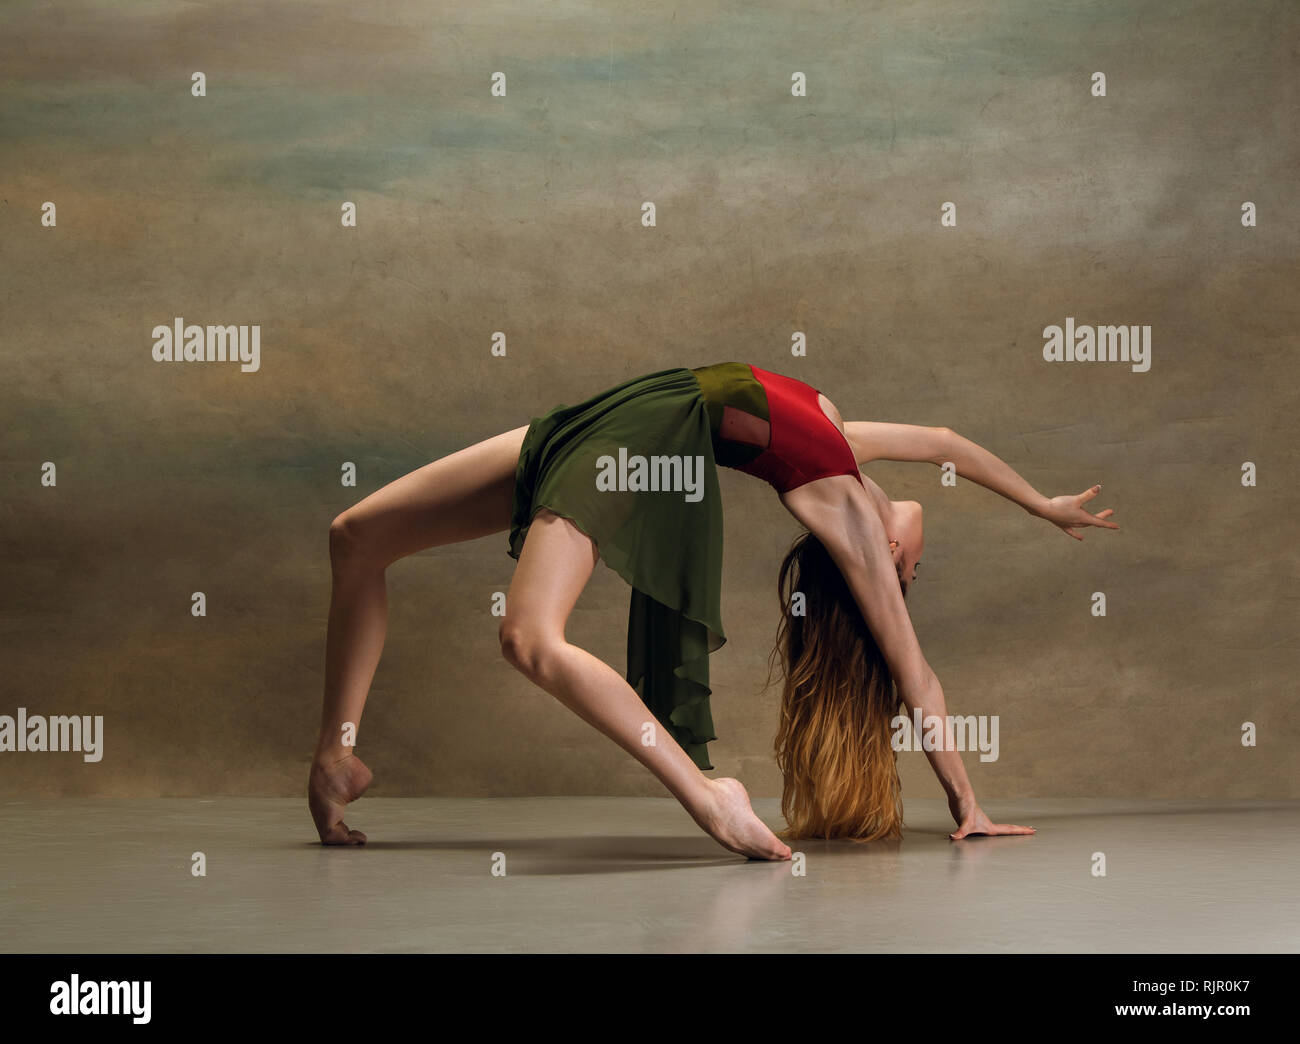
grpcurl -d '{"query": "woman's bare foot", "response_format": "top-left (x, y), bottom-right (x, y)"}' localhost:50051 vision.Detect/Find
top-left (308, 752), bottom-right (373, 845)
top-left (697, 777), bottom-right (792, 860)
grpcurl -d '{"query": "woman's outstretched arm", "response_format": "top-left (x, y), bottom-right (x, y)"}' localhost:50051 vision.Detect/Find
top-left (780, 476), bottom-right (1034, 839)
top-left (844, 421), bottom-right (1119, 540)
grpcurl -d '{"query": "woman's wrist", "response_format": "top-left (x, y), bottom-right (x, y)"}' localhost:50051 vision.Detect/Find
top-left (1024, 492), bottom-right (1050, 518)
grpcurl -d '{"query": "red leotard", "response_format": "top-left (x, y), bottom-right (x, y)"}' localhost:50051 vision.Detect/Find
top-left (736, 364), bottom-right (863, 492)
top-left (690, 362), bottom-right (862, 493)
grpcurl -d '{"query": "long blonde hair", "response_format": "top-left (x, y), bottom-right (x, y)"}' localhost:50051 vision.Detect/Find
top-left (768, 530), bottom-right (904, 841)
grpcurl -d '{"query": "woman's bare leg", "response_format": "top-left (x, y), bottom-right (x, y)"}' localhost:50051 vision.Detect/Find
top-left (502, 509), bottom-right (791, 861)
top-left (309, 424), bottom-right (530, 844)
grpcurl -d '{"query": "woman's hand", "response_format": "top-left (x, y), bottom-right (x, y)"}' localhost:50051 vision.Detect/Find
top-left (1036, 485), bottom-right (1119, 541)
top-left (948, 791), bottom-right (1036, 838)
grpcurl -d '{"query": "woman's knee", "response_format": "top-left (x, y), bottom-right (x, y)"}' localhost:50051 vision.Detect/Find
top-left (329, 509), bottom-right (393, 568)
top-left (329, 511), bottom-right (365, 564)
top-left (498, 619), bottom-right (564, 685)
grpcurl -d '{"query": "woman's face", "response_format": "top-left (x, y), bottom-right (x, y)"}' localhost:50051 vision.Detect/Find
top-left (888, 500), bottom-right (924, 594)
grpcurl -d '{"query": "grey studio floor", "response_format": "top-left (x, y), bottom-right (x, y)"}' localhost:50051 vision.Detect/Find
top-left (2, 797), bottom-right (1296, 953)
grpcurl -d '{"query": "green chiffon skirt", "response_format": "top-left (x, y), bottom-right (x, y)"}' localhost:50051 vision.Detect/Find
top-left (507, 367), bottom-right (725, 770)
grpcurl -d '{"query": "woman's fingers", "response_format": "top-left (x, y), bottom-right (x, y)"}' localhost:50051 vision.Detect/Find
top-left (1083, 512), bottom-right (1119, 530)
top-left (950, 822), bottom-right (1037, 839)
top-left (1063, 505), bottom-right (1118, 534)
top-left (1074, 488), bottom-right (1120, 529)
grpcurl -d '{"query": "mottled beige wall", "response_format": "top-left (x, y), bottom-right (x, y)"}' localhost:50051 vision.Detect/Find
top-left (2, 0), bottom-right (1296, 803)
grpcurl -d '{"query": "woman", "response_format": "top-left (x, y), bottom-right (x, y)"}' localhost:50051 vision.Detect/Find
top-left (308, 362), bottom-right (1117, 859)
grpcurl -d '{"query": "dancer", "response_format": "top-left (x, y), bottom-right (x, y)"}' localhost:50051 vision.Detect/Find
top-left (308, 362), bottom-right (1117, 859)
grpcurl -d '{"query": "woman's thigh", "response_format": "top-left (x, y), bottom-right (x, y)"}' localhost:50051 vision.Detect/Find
top-left (334, 424), bottom-right (530, 566)
top-left (502, 508), bottom-right (599, 646)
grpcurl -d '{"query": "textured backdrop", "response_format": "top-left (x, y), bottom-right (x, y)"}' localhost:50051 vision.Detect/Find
top-left (2, 0), bottom-right (1296, 801)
